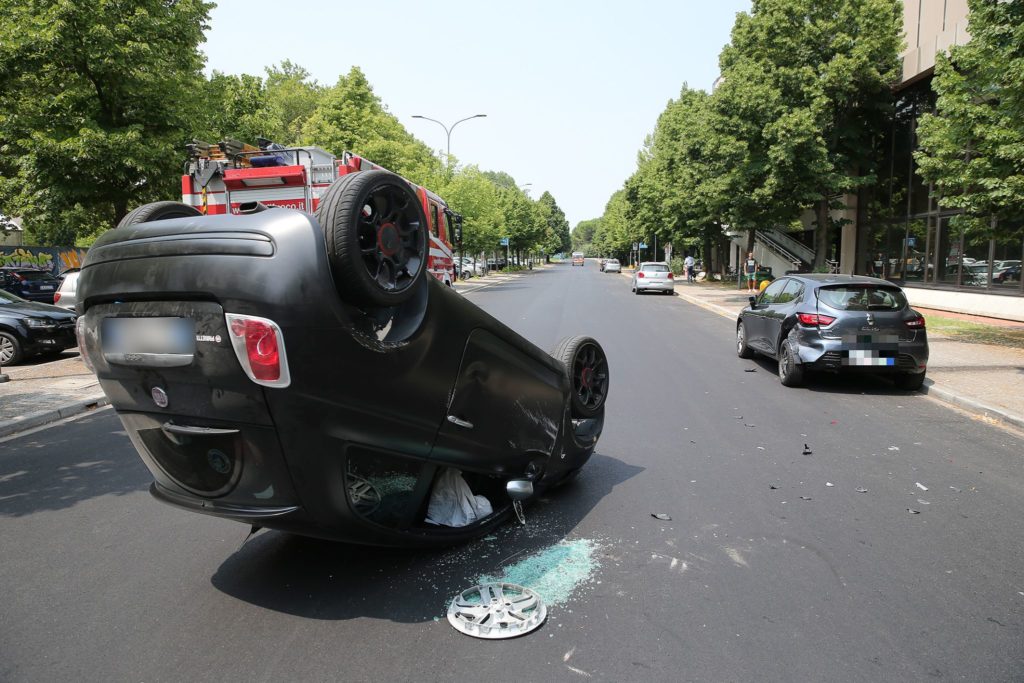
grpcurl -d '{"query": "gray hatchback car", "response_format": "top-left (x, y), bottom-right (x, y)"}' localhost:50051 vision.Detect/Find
top-left (736, 275), bottom-right (928, 389)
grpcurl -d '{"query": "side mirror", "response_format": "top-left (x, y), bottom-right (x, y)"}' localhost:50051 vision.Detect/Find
top-left (748, 295), bottom-right (758, 308)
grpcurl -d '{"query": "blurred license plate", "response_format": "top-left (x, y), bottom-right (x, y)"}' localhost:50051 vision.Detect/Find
top-left (102, 317), bottom-right (195, 365)
top-left (842, 349), bottom-right (896, 366)
top-left (39, 285), bottom-right (54, 291)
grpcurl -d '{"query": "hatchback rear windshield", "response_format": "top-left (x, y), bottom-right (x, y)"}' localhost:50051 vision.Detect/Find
top-left (817, 286), bottom-right (907, 311)
top-left (607, 259), bottom-right (619, 264)
top-left (642, 264), bottom-right (669, 272)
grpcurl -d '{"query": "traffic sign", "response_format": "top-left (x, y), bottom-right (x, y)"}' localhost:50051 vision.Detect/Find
top-left (639, 242), bottom-right (647, 249)
top-left (500, 237), bottom-right (509, 246)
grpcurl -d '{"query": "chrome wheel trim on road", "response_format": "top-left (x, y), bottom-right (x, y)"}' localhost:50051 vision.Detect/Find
top-left (447, 582), bottom-right (546, 639)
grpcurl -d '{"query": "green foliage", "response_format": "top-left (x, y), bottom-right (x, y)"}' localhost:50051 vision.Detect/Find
top-left (537, 191), bottom-right (572, 254)
top-left (300, 67), bottom-right (437, 180)
top-left (596, 0), bottom-right (903, 270)
top-left (0, 0), bottom-right (214, 245)
top-left (916, 0), bottom-right (1024, 235)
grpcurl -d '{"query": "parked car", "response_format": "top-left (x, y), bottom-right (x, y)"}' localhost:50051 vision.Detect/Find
top-left (53, 270), bottom-right (80, 311)
top-left (76, 183), bottom-right (610, 547)
top-left (995, 264), bottom-right (1021, 283)
top-left (736, 275), bottom-right (928, 390)
top-left (0, 267), bottom-right (61, 303)
top-left (0, 289), bottom-right (78, 365)
top-left (631, 262), bottom-right (674, 294)
top-left (459, 257), bottom-right (486, 279)
top-left (603, 259), bottom-right (621, 273)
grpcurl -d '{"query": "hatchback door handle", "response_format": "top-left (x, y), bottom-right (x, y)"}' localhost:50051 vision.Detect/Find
top-left (446, 415), bottom-right (474, 429)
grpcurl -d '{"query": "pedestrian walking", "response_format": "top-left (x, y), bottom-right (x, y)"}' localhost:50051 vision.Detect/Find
top-left (745, 251), bottom-right (758, 293)
top-left (684, 254), bottom-right (695, 283)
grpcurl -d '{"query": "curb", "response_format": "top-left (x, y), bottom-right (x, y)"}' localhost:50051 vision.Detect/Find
top-left (920, 380), bottom-right (1024, 431)
top-left (625, 274), bottom-right (1024, 431)
top-left (0, 394), bottom-right (110, 439)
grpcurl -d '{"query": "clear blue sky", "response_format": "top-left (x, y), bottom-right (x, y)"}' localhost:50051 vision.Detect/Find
top-left (202, 0), bottom-right (751, 227)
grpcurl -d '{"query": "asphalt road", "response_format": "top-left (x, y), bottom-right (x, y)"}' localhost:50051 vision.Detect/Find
top-left (2, 262), bottom-right (1022, 682)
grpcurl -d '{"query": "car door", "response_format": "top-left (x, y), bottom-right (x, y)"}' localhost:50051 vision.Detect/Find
top-left (746, 279), bottom-right (787, 352)
top-left (765, 279), bottom-right (804, 352)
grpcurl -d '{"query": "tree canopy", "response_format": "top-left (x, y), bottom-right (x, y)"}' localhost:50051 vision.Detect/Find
top-left (916, 0), bottom-right (1024, 237)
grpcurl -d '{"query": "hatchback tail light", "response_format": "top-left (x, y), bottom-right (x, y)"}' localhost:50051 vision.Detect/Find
top-left (637, 272), bottom-right (645, 278)
top-left (797, 313), bottom-right (836, 327)
top-left (225, 313), bottom-right (291, 388)
top-left (54, 292), bottom-right (62, 304)
top-left (667, 272), bottom-right (674, 280)
top-left (905, 315), bottom-right (926, 329)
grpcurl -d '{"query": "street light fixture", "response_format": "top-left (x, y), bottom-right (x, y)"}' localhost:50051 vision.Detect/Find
top-left (411, 114), bottom-right (487, 168)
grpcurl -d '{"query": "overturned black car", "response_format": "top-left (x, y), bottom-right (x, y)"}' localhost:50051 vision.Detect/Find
top-left (76, 171), bottom-right (609, 546)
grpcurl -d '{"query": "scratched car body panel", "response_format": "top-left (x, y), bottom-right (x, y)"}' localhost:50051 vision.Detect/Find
top-left (76, 197), bottom-right (608, 547)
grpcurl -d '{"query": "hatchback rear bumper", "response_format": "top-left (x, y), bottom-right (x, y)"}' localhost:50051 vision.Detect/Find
top-left (636, 281), bottom-right (674, 292)
top-left (795, 329), bottom-right (928, 373)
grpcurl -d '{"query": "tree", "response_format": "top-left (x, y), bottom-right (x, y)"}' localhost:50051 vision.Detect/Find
top-left (537, 191), bottom-right (571, 256)
top-left (715, 0), bottom-right (903, 266)
top-left (571, 218), bottom-right (601, 254)
top-left (0, 0), bottom-right (214, 244)
top-left (301, 67), bottom-right (436, 180)
top-left (916, 0), bottom-right (1024, 238)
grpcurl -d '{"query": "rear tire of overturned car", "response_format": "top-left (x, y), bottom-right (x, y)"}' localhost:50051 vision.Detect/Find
top-left (316, 170), bottom-right (429, 308)
top-left (117, 201), bottom-right (202, 229)
top-left (553, 336), bottom-right (609, 419)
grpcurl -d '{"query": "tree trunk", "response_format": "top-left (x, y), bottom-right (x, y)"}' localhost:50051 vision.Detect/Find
top-left (814, 197), bottom-right (830, 269)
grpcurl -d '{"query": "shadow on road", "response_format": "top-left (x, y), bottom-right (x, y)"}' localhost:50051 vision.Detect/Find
top-left (0, 410), bottom-right (145, 517)
top-left (209, 451), bottom-right (643, 622)
top-left (746, 355), bottom-right (920, 396)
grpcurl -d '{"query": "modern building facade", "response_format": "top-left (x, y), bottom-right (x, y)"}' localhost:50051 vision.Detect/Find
top-left (730, 0), bottom-right (1023, 319)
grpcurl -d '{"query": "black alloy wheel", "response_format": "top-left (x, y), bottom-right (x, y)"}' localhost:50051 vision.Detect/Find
top-left (554, 336), bottom-right (609, 418)
top-left (317, 170), bottom-right (429, 308)
top-left (117, 201), bottom-right (202, 229)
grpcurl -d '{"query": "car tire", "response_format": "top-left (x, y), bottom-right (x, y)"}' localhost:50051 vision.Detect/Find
top-left (736, 322), bottom-right (754, 359)
top-left (777, 335), bottom-right (804, 387)
top-left (894, 371), bottom-right (926, 391)
top-left (117, 201), bottom-right (202, 229)
top-left (0, 331), bottom-right (23, 365)
top-left (552, 336), bottom-right (609, 419)
top-left (316, 170), bottom-right (428, 308)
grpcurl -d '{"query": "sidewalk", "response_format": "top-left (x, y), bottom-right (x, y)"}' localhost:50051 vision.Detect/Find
top-left (662, 277), bottom-right (1024, 431)
top-left (0, 265), bottom-right (552, 439)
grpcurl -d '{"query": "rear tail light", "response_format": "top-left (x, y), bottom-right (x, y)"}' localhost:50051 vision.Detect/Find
top-left (637, 272), bottom-right (645, 278)
top-left (797, 313), bottom-right (836, 327)
top-left (12, 273), bottom-right (25, 282)
top-left (75, 317), bottom-right (96, 374)
top-left (667, 272), bottom-right (674, 279)
top-left (906, 315), bottom-right (926, 329)
top-left (225, 313), bottom-right (290, 388)
top-left (54, 292), bottom-right (61, 304)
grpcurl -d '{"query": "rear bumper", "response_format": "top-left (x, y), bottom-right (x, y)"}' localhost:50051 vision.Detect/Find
top-left (795, 328), bottom-right (928, 373)
top-left (636, 281), bottom-right (674, 291)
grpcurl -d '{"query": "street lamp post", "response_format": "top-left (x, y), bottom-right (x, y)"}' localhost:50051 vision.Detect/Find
top-left (411, 113), bottom-right (487, 169)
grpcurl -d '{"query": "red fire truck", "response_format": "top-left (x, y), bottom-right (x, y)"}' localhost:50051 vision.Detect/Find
top-left (181, 139), bottom-right (459, 286)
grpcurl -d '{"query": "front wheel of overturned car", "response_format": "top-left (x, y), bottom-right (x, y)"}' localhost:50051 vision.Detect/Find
top-left (894, 371), bottom-right (926, 391)
top-left (553, 336), bottom-right (609, 419)
top-left (117, 201), bottom-right (202, 229)
top-left (317, 170), bottom-right (429, 308)
top-left (777, 336), bottom-right (804, 387)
